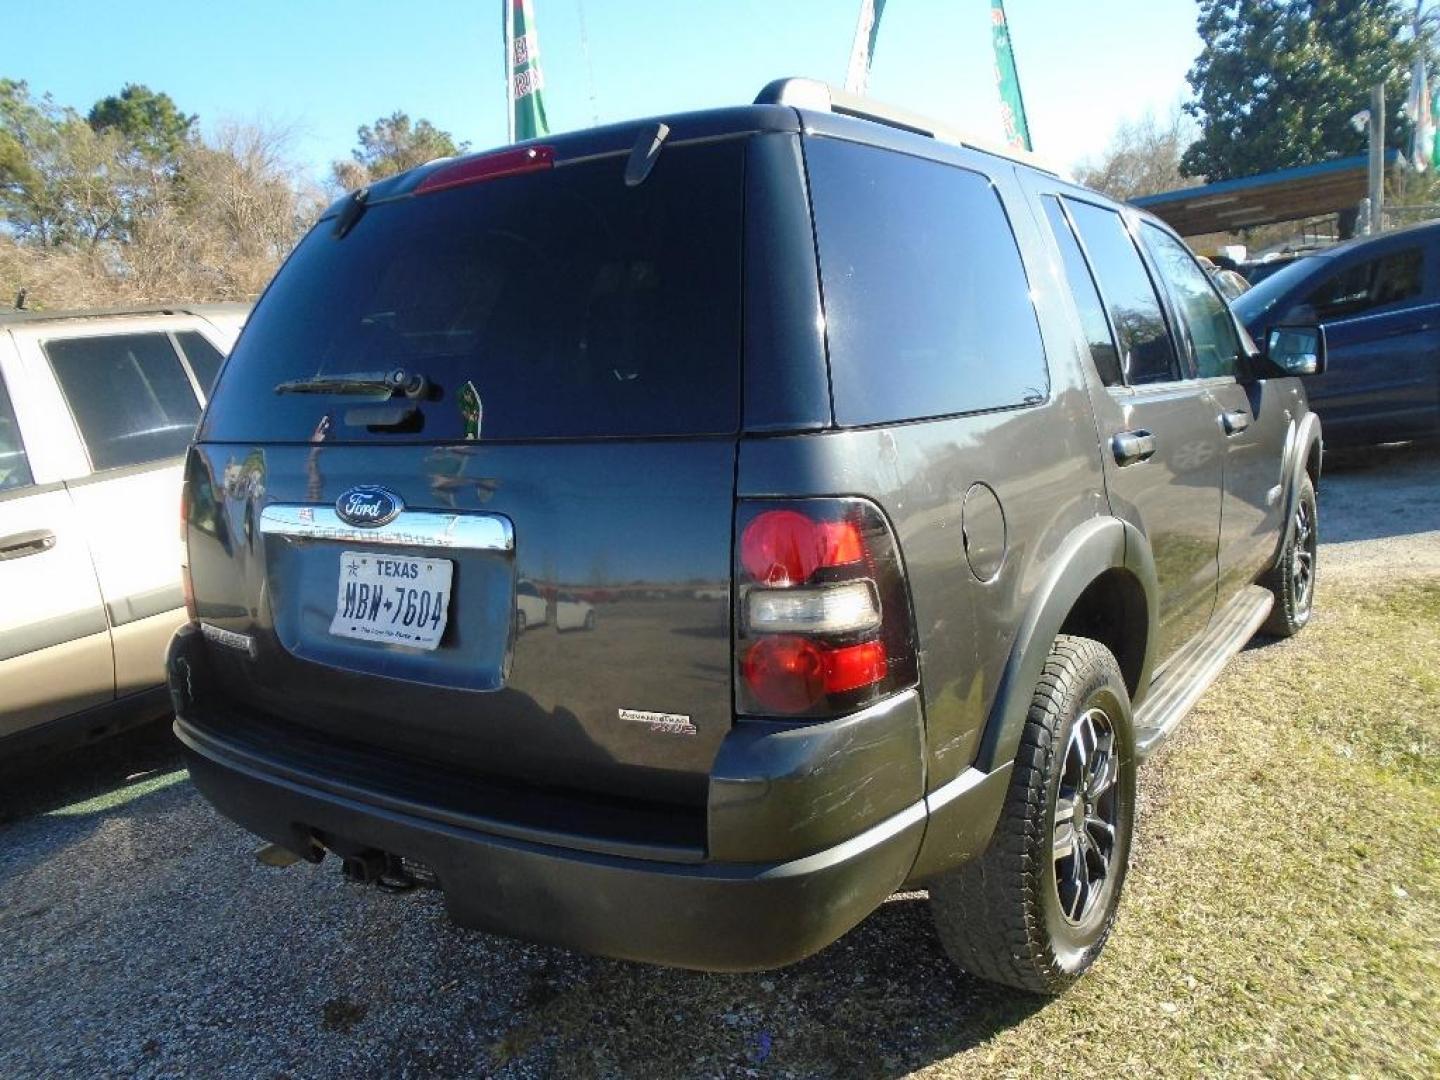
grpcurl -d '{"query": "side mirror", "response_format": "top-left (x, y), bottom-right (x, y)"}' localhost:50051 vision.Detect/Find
top-left (1266, 325), bottom-right (1327, 376)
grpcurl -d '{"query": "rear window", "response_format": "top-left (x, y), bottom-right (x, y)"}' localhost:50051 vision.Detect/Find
top-left (45, 333), bottom-right (201, 471)
top-left (203, 141), bottom-right (744, 442)
top-left (0, 373), bottom-right (33, 492)
top-left (176, 331), bottom-right (226, 394)
top-left (805, 138), bottom-right (1048, 426)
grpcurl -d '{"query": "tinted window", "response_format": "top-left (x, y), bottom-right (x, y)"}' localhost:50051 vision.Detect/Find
top-left (176, 331), bottom-right (226, 393)
top-left (1042, 197), bottom-right (1122, 386)
top-left (205, 142), bottom-right (742, 442)
top-left (0, 374), bottom-right (33, 493)
top-left (1308, 247), bottom-right (1424, 320)
top-left (46, 333), bottom-right (201, 471)
top-left (1231, 255), bottom-right (1320, 326)
top-left (1065, 200), bottom-right (1179, 385)
top-left (806, 138), bottom-right (1048, 425)
top-left (1142, 223), bottom-right (1241, 379)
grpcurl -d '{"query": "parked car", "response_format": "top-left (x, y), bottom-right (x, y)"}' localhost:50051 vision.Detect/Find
top-left (554, 591), bottom-right (596, 632)
top-left (1196, 255), bottom-right (1251, 301)
top-left (1234, 220), bottom-right (1440, 448)
top-left (168, 80), bottom-right (1321, 995)
top-left (1239, 251), bottom-right (1315, 285)
top-left (0, 304), bottom-right (247, 752)
top-left (514, 579), bottom-right (547, 632)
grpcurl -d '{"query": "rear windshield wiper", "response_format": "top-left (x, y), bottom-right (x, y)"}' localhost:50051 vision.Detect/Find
top-left (274, 369), bottom-right (429, 398)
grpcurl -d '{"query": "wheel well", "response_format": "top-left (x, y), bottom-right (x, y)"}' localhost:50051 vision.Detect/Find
top-left (1306, 438), bottom-right (1322, 489)
top-left (1057, 569), bottom-right (1147, 698)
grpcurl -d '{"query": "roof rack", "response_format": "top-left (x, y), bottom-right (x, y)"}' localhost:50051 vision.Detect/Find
top-left (0, 301), bottom-right (251, 327)
top-left (754, 77), bottom-right (1061, 177)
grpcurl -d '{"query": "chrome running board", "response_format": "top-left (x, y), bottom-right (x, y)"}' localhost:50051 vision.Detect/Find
top-left (1133, 585), bottom-right (1274, 761)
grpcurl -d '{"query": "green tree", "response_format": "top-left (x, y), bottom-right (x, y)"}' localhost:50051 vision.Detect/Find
top-left (0, 79), bottom-right (139, 247)
top-left (87, 83), bottom-right (196, 162)
top-left (332, 111), bottom-right (467, 190)
top-left (1181, 0), bottom-right (1415, 181)
top-left (1, 78), bottom-right (320, 307)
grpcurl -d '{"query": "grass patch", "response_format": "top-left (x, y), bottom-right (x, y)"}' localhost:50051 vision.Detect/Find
top-left (916, 580), bottom-right (1440, 1078)
top-left (475, 582), bottom-right (1439, 1078)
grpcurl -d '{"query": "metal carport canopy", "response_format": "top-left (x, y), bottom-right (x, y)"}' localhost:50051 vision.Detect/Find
top-left (1132, 151), bottom-right (1397, 237)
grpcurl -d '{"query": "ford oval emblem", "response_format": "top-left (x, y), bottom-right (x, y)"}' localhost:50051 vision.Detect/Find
top-left (335, 486), bottom-right (403, 528)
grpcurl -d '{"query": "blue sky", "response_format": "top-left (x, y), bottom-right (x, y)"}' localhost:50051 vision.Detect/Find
top-left (5, 1), bottom-right (1201, 180)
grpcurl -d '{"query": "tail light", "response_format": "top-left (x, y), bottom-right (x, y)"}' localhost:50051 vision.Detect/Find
top-left (735, 499), bottom-right (917, 718)
top-left (415, 145), bottom-right (554, 195)
top-left (179, 477), bottom-right (196, 622)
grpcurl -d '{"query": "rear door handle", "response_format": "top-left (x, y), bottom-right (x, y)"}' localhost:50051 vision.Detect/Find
top-left (1221, 410), bottom-right (1251, 435)
top-left (1112, 430), bottom-right (1156, 467)
top-left (0, 528), bottom-right (56, 561)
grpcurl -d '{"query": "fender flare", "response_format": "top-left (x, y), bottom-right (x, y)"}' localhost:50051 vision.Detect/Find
top-left (972, 515), bottom-right (1159, 775)
top-left (1270, 411), bottom-right (1323, 569)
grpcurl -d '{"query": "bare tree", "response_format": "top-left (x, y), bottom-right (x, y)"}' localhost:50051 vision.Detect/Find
top-left (2, 109), bottom-right (322, 308)
top-left (1074, 110), bottom-right (1199, 202)
top-left (127, 120), bottom-right (324, 300)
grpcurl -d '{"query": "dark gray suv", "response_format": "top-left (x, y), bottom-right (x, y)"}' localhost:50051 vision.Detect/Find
top-left (168, 79), bottom-right (1322, 995)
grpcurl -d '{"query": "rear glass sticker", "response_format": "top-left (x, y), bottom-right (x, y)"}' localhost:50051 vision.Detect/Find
top-left (459, 381), bottom-right (482, 440)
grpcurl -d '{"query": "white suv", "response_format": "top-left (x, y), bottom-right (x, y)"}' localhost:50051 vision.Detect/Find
top-left (0, 305), bottom-right (247, 752)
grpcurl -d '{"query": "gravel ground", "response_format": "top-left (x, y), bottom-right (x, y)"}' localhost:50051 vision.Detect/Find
top-left (1314, 442), bottom-right (1440, 582)
top-left (0, 442), bottom-right (1435, 1080)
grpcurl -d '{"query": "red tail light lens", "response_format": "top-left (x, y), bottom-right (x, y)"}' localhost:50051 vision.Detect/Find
top-left (734, 498), bottom-right (916, 719)
top-left (739, 637), bottom-right (892, 714)
top-left (740, 637), bottom-right (826, 713)
top-left (740, 509), bottom-right (864, 586)
top-left (823, 639), bottom-right (888, 693)
top-left (415, 145), bottom-right (555, 195)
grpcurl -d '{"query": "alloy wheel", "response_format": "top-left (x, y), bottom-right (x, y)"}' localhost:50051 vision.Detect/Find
top-left (1292, 498), bottom-right (1316, 614)
top-left (1052, 706), bottom-right (1120, 925)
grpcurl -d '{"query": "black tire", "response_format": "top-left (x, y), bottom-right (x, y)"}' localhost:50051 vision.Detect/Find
top-left (1262, 475), bottom-right (1317, 638)
top-left (930, 635), bottom-right (1136, 996)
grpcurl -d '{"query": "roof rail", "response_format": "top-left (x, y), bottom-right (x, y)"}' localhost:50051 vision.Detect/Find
top-left (754, 77), bottom-right (1061, 177)
top-left (0, 301), bottom-right (252, 328)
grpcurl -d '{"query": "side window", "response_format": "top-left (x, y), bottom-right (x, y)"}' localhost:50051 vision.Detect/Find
top-left (805, 138), bottom-right (1049, 425)
top-left (1041, 196), bottom-right (1123, 386)
top-left (0, 373), bottom-right (34, 493)
top-left (45, 333), bottom-right (201, 472)
top-left (1307, 248), bottom-right (1424, 320)
top-left (175, 331), bottom-right (226, 394)
top-left (1065, 199), bottom-right (1180, 385)
top-left (1141, 223), bottom-right (1241, 379)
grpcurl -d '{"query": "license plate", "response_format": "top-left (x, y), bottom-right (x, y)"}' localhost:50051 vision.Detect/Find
top-left (329, 551), bottom-right (453, 650)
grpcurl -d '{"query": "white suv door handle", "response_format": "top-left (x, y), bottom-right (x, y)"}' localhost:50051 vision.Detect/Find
top-left (0, 528), bottom-right (56, 561)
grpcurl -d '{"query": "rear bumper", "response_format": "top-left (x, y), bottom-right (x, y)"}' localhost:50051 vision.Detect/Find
top-left (178, 713), bottom-right (924, 971)
top-left (167, 622), bottom-right (1008, 971)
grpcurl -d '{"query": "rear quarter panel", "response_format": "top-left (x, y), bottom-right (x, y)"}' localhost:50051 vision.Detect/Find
top-left (740, 155), bottom-right (1107, 793)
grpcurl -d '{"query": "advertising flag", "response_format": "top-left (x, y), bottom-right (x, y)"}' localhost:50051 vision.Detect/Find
top-left (508, 0), bottom-right (550, 142)
top-left (843, 0), bottom-right (888, 95)
top-left (990, 0), bottom-right (1032, 152)
top-left (1409, 55), bottom-right (1433, 172)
